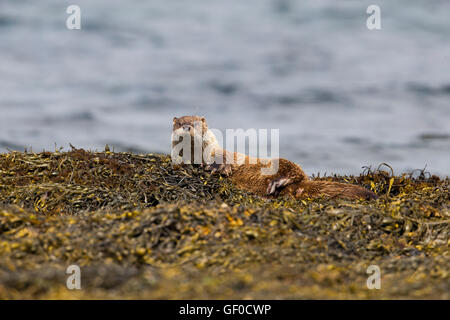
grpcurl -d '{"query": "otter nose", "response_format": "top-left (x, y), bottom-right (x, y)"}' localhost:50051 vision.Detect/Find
top-left (183, 125), bottom-right (190, 132)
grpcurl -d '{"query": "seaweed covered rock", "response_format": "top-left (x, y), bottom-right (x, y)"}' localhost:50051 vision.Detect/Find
top-left (0, 149), bottom-right (448, 299)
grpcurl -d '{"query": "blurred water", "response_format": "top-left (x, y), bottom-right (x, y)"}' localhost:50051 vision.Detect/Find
top-left (0, 0), bottom-right (449, 176)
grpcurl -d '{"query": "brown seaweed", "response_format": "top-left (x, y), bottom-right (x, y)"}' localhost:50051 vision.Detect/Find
top-left (0, 148), bottom-right (448, 299)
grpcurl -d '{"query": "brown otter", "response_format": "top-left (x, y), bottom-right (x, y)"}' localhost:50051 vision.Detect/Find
top-left (171, 116), bottom-right (377, 200)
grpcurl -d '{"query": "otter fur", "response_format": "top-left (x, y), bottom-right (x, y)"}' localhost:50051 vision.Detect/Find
top-left (171, 116), bottom-right (377, 201)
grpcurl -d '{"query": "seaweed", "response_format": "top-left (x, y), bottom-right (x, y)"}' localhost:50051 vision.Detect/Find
top-left (0, 148), bottom-right (448, 299)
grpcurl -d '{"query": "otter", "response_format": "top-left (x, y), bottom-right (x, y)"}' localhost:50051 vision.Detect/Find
top-left (171, 116), bottom-right (377, 200)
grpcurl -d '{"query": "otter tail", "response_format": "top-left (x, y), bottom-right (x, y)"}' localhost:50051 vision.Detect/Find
top-left (296, 180), bottom-right (378, 200)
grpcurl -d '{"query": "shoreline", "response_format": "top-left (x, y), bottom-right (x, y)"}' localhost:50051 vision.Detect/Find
top-left (0, 149), bottom-right (448, 299)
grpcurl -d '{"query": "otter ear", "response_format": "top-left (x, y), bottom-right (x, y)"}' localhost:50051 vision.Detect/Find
top-left (173, 117), bottom-right (178, 122)
top-left (201, 117), bottom-right (206, 123)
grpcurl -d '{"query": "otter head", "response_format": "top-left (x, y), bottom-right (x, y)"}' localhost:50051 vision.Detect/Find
top-left (172, 116), bottom-right (208, 139)
top-left (171, 116), bottom-right (210, 165)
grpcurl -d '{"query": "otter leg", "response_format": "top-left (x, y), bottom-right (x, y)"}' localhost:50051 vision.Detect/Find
top-left (205, 162), bottom-right (232, 176)
top-left (267, 177), bottom-right (293, 196)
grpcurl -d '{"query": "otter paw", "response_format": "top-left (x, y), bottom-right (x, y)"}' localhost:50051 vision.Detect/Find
top-left (267, 177), bottom-right (292, 196)
top-left (205, 163), bottom-right (232, 177)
